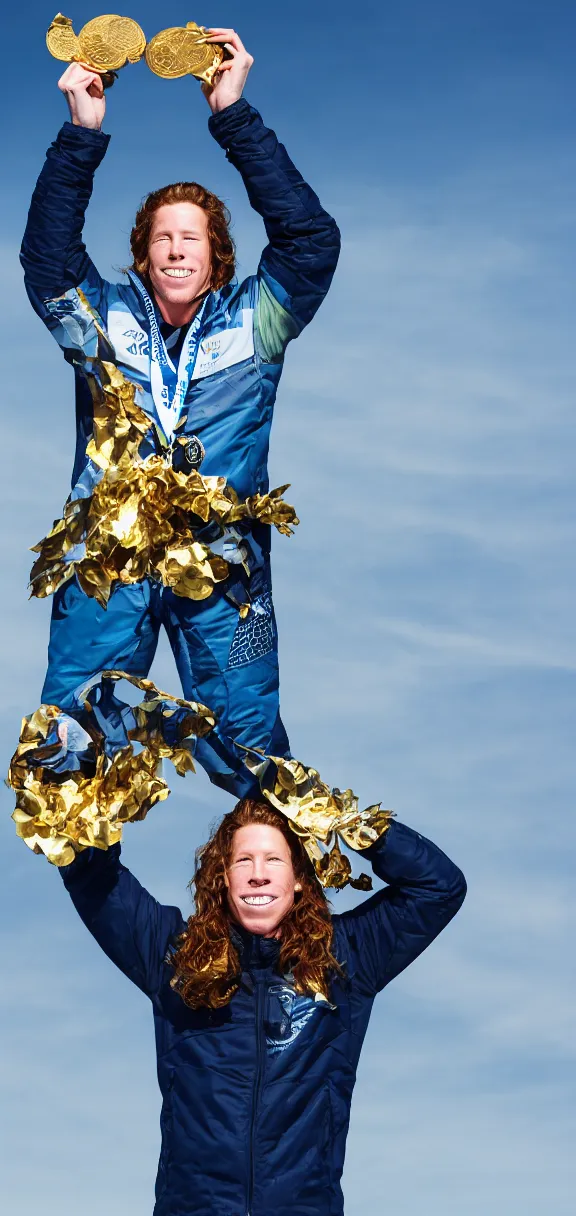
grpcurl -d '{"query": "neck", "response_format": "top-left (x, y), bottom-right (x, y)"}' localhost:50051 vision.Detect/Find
top-left (156, 294), bottom-right (205, 328)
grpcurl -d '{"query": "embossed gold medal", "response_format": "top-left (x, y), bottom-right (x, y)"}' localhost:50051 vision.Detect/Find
top-left (46, 12), bottom-right (146, 80)
top-left (146, 22), bottom-right (226, 85)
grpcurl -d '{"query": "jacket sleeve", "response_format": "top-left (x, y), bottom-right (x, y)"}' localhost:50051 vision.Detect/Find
top-left (333, 820), bottom-right (467, 998)
top-left (59, 843), bottom-right (185, 999)
top-left (20, 121), bottom-right (110, 338)
top-left (209, 98), bottom-right (340, 360)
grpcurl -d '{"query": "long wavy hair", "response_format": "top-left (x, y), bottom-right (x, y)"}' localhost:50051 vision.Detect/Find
top-left (170, 800), bottom-right (343, 1009)
top-left (129, 181), bottom-right (236, 292)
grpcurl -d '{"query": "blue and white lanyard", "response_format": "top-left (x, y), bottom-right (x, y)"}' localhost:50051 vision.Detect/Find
top-left (126, 270), bottom-right (209, 441)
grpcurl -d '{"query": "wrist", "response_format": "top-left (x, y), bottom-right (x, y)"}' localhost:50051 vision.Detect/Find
top-left (208, 97), bottom-right (254, 144)
top-left (209, 93), bottom-right (242, 115)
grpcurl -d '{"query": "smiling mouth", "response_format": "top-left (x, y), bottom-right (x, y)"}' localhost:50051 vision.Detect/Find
top-left (240, 895), bottom-right (277, 906)
top-left (162, 268), bottom-right (193, 278)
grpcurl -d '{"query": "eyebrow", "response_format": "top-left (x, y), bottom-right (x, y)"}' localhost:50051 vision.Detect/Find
top-left (153, 229), bottom-right (203, 238)
top-left (233, 851), bottom-right (285, 860)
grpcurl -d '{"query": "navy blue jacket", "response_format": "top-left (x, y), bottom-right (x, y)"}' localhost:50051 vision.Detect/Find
top-left (60, 821), bottom-right (466, 1215)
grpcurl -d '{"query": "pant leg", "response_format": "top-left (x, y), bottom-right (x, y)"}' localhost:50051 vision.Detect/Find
top-left (162, 587), bottom-right (290, 798)
top-left (42, 577), bottom-right (161, 710)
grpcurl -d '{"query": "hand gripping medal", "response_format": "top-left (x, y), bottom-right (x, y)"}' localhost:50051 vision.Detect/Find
top-left (46, 13), bottom-right (146, 86)
top-left (145, 22), bottom-right (227, 86)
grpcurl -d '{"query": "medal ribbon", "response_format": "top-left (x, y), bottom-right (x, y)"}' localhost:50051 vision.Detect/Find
top-left (126, 270), bottom-right (209, 440)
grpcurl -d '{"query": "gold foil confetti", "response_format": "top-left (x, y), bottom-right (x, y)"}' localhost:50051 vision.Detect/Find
top-left (29, 361), bottom-right (299, 609)
top-left (241, 749), bottom-right (393, 890)
top-left (8, 672), bottom-right (215, 866)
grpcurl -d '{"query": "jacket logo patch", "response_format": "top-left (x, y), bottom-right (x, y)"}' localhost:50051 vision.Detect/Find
top-left (193, 308), bottom-right (254, 380)
top-left (200, 336), bottom-right (222, 360)
top-left (123, 328), bottom-right (149, 357)
top-left (266, 983), bottom-right (319, 1055)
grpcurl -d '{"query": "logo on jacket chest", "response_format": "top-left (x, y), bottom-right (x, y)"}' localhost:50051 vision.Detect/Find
top-left (123, 328), bottom-right (150, 357)
top-left (266, 983), bottom-right (321, 1055)
top-left (193, 308), bottom-right (255, 379)
top-left (200, 335), bottom-right (222, 361)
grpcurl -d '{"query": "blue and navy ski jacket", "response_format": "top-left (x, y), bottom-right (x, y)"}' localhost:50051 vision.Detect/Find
top-left (20, 99), bottom-right (340, 528)
top-left (60, 821), bottom-right (466, 1215)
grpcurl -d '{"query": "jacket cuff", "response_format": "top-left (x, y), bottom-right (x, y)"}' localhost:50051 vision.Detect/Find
top-left (208, 98), bottom-right (258, 147)
top-left (56, 120), bottom-right (111, 166)
top-left (59, 841), bottom-right (122, 886)
top-left (358, 819), bottom-right (397, 857)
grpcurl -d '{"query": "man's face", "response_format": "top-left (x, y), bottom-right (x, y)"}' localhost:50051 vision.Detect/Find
top-left (225, 824), bottom-right (301, 937)
top-left (147, 202), bottom-right (212, 316)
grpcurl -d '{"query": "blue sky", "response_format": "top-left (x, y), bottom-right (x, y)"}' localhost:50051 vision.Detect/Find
top-left (1, 1), bottom-right (575, 1212)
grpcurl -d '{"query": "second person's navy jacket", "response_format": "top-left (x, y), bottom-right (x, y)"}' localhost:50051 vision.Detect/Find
top-left (60, 820), bottom-right (466, 1215)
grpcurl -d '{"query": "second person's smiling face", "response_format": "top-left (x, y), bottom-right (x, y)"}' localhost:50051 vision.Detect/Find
top-left (225, 823), bottom-right (302, 937)
top-left (147, 201), bottom-right (212, 320)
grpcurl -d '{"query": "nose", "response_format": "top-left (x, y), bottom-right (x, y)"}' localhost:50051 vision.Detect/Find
top-left (168, 237), bottom-right (185, 260)
top-left (247, 875), bottom-right (270, 887)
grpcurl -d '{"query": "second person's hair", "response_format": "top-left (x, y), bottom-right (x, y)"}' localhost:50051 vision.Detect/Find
top-left (170, 799), bottom-right (343, 1009)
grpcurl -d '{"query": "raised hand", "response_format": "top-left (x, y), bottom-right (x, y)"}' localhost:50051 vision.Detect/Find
top-left (201, 29), bottom-right (254, 113)
top-left (58, 62), bottom-right (106, 129)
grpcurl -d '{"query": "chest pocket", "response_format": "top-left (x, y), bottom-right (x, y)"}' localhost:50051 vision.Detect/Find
top-left (193, 308), bottom-right (255, 380)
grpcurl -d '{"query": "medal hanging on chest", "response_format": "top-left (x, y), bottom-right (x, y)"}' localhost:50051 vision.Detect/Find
top-left (126, 271), bottom-right (209, 441)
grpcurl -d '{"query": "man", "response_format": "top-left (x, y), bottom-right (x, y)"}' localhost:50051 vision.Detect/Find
top-left (61, 799), bottom-right (466, 1214)
top-left (20, 29), bottom-right (340, 798)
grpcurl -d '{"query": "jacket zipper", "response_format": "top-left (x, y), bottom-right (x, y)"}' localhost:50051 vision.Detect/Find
top-left (247, 977), bottom-right (266, 1216)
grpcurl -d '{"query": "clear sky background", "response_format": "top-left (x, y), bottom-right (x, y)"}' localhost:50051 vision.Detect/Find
top-left (1, 2), bottom-right (575, 1213)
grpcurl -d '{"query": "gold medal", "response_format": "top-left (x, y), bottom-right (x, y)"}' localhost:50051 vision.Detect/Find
top-left (146, 22), bottom-right (226, 85)
top-left (78, 15), bottom-right (146, 72)
top-left (46, 13), bottom-right (81, 62)
top-left (46, 12), bottom-right (146, 73)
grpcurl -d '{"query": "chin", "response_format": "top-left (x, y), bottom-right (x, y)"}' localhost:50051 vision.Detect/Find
top-left (233, 903), bottom-right (287, 936)
top-left (241, 914), bottom-right (280, 935)
top-left (151, 275), bottom-right (197, 303)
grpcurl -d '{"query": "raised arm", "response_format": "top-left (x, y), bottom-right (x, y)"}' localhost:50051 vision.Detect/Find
top-left (204, 29), bottom-right (341, 358)
top-left (20, 64), bottom-right (110, 334)
top-left (334, 820), bottom-right (467, 997)
top-left (59, 844), bottom-right (185, 999)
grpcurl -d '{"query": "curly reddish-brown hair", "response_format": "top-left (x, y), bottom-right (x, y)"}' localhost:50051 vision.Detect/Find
top-left (129, 181), bottom-right (236, 292)
top-left (170, 800), bottom-right (343, 1010)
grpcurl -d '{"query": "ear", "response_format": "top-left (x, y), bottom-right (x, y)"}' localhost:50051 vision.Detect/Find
top-left (223, 871), bottom-right (230, 889)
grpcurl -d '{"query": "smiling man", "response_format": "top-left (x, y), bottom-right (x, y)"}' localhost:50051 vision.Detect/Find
top-left (20, 29), bottom-right (340, 800)
top-left (60, 800), bottom-right (466, 1214)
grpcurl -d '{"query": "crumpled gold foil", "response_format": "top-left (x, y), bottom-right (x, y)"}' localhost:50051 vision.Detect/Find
top-left (240, 749), bottom-right (393, 890)
top-left (30, 361), bottom-right (299, 608)
top-left (8, 672), bottom-right (215, 867)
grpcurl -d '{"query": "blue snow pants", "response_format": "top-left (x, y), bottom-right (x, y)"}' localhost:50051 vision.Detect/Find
top-left (41, 577), bottom-right (290, 798)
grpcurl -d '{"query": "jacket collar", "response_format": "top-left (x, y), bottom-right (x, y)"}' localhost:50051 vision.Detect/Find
top-left (229, 921), bottom-right (281, 972)
top-left (126, 271), bottom-right (230, 335)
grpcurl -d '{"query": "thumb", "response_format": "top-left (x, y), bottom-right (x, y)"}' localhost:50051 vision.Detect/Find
top-left (87, 75), bottom-right (104, 99)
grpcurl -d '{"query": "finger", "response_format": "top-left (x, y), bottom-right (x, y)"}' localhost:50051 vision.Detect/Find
top-left (58, 62), bottom-right (88, 88)
top-left (206, 29), bottom-right (246, 52)
top-left (58, 62), bottom-right (101, 90)
top-left (87, 77), bottom-right (105, 99)
top-left (74, 61), bottom-right (105, 86)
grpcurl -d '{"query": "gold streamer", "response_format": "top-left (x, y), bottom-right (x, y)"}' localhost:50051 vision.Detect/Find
top-left (29, 361), bottom-right (299, 608)
top-left (241, 749), bottom-right (393, 890)
top-left (8, 672), bottom-right (215, 867)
